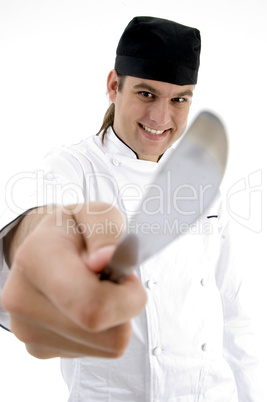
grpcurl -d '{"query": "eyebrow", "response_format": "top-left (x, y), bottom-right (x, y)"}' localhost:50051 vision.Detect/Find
top-left (133, 83), bottom-right (194, 98)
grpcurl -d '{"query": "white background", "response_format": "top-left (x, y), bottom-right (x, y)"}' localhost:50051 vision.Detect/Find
top-left (0, 0), bottom-right (266, 400)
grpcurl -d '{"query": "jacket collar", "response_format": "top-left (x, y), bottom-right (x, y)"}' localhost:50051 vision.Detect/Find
top-left (100, 126), bottom-right (180, 164)
top-left (101, 127), bottom-right (139, 159)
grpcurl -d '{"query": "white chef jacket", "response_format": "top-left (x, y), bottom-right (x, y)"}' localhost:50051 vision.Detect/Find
top-left (0, 128), bottom-right (264, 401)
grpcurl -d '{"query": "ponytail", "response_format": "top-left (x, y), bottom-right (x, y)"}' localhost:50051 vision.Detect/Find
top-left (96, 73), bottom-right (126, 142)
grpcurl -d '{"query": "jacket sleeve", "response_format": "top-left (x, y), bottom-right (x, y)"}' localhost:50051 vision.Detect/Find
top-left (0, 242), bottom-right (11, 331)
top-left (215, 202), bottom-right (266, 401)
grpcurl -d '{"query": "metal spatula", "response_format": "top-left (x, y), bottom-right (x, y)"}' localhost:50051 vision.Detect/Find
top-left (101, 110), bottom-right (228, 283)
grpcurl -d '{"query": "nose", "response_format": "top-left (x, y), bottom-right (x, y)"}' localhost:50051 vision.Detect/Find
top-left (148, 99), bottom-right (171, 127)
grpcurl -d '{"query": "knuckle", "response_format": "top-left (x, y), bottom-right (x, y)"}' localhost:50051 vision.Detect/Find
top-left (78, 300), bottom-right (110, 332)
top-left (1, 297), bottom-right (23, 320)
top-left (109, 350), bottom-right (125, 358)
top-left (0, 286), bottom-right (11, 313)
top-left (9, 319), bottom-right (35, 344)
top-left (26, 344), bottom-right (58, 359)
top-left (1, 275), bottom-right (29, 318)
top-left (109, 324), bottom-right (132, 357)
top-left (1, 281), bottom-right (21, 316)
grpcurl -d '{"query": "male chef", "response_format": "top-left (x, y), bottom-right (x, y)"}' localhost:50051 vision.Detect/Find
top-left (0, 16), bottom-right (263, 401)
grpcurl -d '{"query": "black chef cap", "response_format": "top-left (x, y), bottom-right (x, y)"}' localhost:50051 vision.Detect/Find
top-left (115, 16), bottom-right (201, 85)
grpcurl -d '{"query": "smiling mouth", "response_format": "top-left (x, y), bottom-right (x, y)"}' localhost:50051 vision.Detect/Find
top-left (140, 123), bottom-right (167, 135)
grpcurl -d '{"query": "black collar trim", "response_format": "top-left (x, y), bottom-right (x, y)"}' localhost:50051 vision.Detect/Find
top-left (111, 127), bottom-right (139, 159)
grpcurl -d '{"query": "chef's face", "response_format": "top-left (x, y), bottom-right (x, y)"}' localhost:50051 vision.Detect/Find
top-left (107, 70), bottom-right (194, 162)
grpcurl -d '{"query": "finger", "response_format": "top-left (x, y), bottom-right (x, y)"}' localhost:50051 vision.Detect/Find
top-left (11, 315), bottom-right (131, 359)
top-left (73, 201), bottom-right (126, 253)
top-left (13, 207), bottom-right (146, 331)
top-left (86, 245), bottom-right (116, 273)
top-left (3, 266), bottom-right (132, 357)
top-left (17, 234), bottom-right (145, 331)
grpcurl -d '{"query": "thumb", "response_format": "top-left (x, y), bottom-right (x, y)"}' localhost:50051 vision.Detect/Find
top-left (87, 245), bottom-right (116, 273)
top-left (73, 202), bottom-right (125, 270)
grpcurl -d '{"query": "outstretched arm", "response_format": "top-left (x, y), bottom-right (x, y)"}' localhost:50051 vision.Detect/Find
top-left (1, 202), bottom-right (147, 359)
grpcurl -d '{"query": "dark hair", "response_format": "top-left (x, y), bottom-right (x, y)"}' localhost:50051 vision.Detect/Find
top-left (96, 73), bottom-right (126, 142)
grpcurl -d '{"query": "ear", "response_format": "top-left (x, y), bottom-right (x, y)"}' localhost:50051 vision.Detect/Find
top-left (107, 69), bottom-right (119, 103)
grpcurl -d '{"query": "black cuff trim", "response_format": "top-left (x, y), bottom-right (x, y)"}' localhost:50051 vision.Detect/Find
top-left (0, 324), bottom-right (11, 332)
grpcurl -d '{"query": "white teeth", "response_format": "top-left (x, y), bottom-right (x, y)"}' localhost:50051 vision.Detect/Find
top-left (142, 124), bottom-right (165, 135)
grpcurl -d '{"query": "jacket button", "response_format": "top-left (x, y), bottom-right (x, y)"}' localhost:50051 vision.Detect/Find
top-left (46, 172), bottom-right (54, 180)
top-left (201, 343), bottom-right (208, 352)
top-left (200, 278), bottom-right (207, 287)
top-left (146, 280), bottom-right (157, 289)
top-left (152, 347), bottom-right (162, 356)
top-left (112, 158), bottom-right (120, 166)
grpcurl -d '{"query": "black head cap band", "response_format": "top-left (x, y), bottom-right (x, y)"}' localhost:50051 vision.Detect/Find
top-left (115, 16), bottom-right (201, 86)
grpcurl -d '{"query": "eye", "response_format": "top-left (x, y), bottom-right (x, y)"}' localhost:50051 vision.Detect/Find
top-left (139, 91), bottom-right (154, 98)
top-left (173, 97), bottom-right (186, 103)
